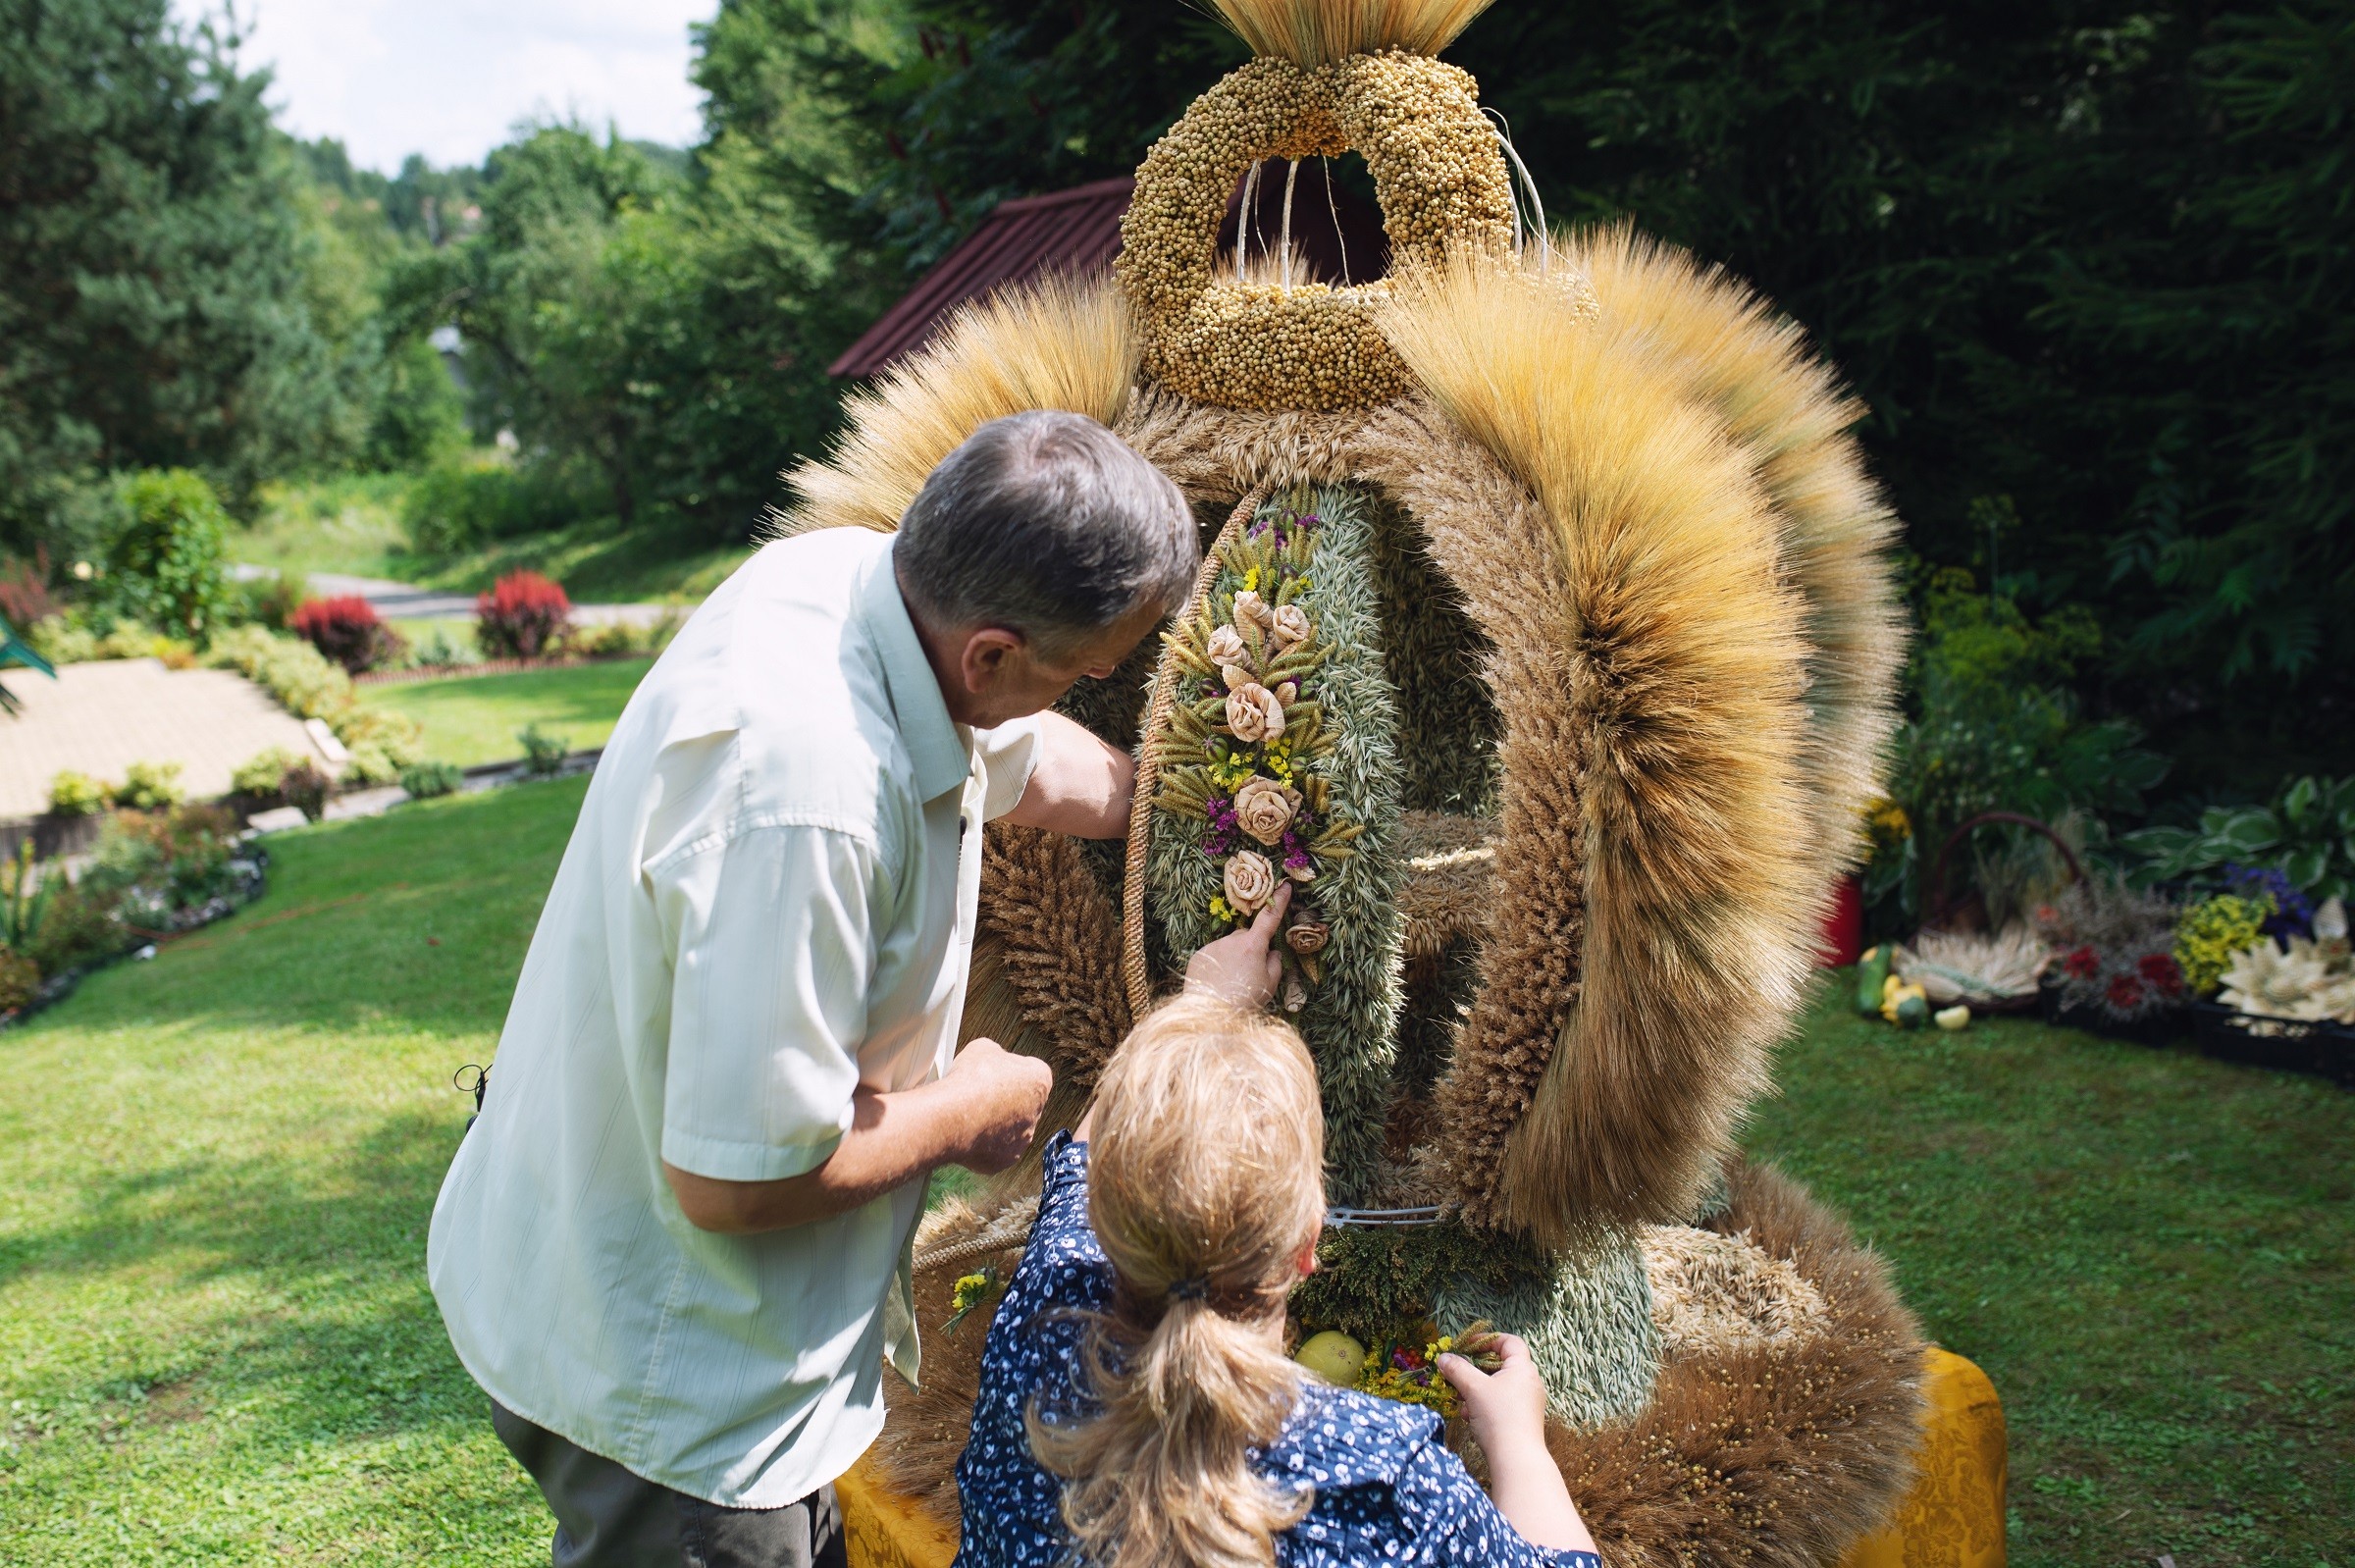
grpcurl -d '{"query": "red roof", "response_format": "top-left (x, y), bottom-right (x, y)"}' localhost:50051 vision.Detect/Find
top-left (828, 177), bottom-right (1135, 379)
top-left (829, 164), bottom-right (1387, 381)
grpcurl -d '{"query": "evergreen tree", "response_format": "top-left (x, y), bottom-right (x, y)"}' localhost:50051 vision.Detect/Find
top-left (0, 0), bottom-right (345, 545)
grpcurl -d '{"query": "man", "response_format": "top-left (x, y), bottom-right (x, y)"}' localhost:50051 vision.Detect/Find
top-left (428, 411), bottom-right (1224, 1566)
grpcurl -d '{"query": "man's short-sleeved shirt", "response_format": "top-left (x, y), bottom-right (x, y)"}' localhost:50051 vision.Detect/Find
top-left (427, 527), bottom-right (1040, 1508)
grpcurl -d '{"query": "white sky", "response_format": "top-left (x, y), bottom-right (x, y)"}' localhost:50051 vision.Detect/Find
top-left (181, 0), bottom-right (720, 173)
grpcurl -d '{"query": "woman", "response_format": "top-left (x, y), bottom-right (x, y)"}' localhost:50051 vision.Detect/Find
top-left (953, 916), bottom-right (1600, 1568)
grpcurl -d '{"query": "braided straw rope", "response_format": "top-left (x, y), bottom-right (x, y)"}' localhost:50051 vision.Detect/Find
top-left (912, 1195), bottom-right (1042, 1276)
top-left (1123, 483), bottom-right (1275, 1015)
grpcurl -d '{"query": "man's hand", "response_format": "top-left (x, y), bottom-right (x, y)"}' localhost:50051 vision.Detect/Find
top-left (1183, 882), bottom-right (1292, 1010)
top-left (941, 1036), bottom-right (1053, 1174)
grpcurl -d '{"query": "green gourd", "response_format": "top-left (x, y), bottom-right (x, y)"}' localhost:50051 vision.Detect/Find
top-left (1855, 946), bottom-right (1893, 1018)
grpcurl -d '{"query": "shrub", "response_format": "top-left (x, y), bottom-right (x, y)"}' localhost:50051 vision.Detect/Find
top-left (97, 469), bottom-right (237, 641)
top-left (2122, 775), bottom-right (2355, 905)
top-left (83, 806), bottom-right (242, 928)
top-left (24, 881), bottom-right (121, 977)
top-left (281, 759), bottom-right (332, 821)
top-left (399, 759), bottom-right (464, 799)
top-left (115, 760), bottom-right (185, 812)
top-left (401, 455), bottom-right (591, 554)
top-left (0, 949), bottom-right (36, 1014)
top-left (2174, 893), bottom-right (2273, 998)
top-left (291, 595), bottom-right (403, 674)
top-left (236, 569), bottom-right (310, 632)
top-left (2037, 875), bottom-right (2186, 1022)
top-left (26, 614), bottom-right (193, 667)
top-left (0, 550), bottom-right (57, 628)
top-left (230, 747), bottom-right (305, 805)
top-left (518, 723), bottom-right (568, 776)
top-left (48, 770), bottom-right (110, 816)
top-left (340, 745), bottom-right (404, 789)
top-left (207, 624), bottom-right (354, 719)
top-left (477, 571), bottom-right (572, 659)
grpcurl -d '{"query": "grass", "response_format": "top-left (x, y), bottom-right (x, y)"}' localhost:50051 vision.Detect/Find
top-left (233, 474), bottom-right (755, 604)
top-left (369, 661), bottom-right (653, 768)
top-left (1748, 1001), bottom-right (2353, 1565)
top-left (0, 778), bottom-right (2347, 1564)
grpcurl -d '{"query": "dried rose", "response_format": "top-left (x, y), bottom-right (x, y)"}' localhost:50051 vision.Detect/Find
top-left (1231, 589), bottom-right (1275, 634)
top-left (1225, 682), bottom-right (1284, 743)
top-left (1285, 918), bottom-right (1330, 955)
top-left (1232, 777), bottom-right (1299, 845)
top-left (1224, 851), bottom-right (1279, 916)
top-left (1207, 624), bottom-right (1249, 668)
top-left (1271, 603), bottom-right (1312, 651)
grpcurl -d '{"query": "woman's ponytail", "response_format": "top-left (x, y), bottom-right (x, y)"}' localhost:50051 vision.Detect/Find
top-left (1025, 998), bottom-right (1327, 1568)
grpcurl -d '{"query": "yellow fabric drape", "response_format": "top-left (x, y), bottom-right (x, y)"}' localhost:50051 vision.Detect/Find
top-left (841, 1346), bottom-right (2008, 1567)
top-left (1839, 1347), bottom-right (2009, 1568)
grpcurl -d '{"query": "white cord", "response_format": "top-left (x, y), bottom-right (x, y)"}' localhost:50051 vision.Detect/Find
top-left (1279, 159), bottom-right (1300, 293)
top-left (1322, 156), bottom-right (1351, 284)
top-left (1484, 108), bottom-right (1551, 274)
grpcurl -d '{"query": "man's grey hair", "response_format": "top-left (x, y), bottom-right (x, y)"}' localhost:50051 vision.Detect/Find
top-left (893, 411), bottom-right (1196, 659)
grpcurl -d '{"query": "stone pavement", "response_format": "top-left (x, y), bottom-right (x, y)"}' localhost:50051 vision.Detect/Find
top-left (0, 658), bottom-right (330, 820)
top-left (230, 566), bottom-right (674, 627)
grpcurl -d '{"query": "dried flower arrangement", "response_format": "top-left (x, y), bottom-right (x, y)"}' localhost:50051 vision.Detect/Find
top-left (1146, 483), bottom-right (1404, 1194)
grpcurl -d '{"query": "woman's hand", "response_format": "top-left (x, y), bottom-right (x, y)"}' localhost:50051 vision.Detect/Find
top-left (1439, 1334), bottom-right (1596, 1554)
top-left (1181, 882), bottom-right (1292, 1010)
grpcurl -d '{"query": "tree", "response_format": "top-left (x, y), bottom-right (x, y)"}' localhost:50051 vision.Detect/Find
top-left (0, 0), bottom-right (347, 547)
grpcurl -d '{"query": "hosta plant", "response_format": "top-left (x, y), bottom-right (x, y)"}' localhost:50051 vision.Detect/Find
top-left (2123, 774), bottom-right (2355, 903)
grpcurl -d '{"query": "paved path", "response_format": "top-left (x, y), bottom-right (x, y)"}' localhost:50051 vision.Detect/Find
top-left (231, 566), bottom-right (674, 627)
top-left (0, 659), bottom-right (329, 820)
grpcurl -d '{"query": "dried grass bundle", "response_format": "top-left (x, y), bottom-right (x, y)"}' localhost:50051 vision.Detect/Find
top-left (772, 271), bottom-right (1137, 538)
top-left (1896, 924), bottom-right (2049, 1006)
top-left (1204, 0), bottom-right (1497, 66)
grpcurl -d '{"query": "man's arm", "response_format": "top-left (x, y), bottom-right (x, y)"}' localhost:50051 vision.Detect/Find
top-left (999, 709), bottom-right (1134, 839)
top-left (665, 1036), bottom-right (1050, 1233)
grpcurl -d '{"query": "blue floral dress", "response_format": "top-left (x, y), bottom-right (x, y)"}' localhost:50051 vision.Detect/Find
top-left (952, 1132), bottom-right (1603, 1568)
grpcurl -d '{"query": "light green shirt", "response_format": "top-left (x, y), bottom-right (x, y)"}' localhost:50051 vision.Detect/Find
top-left (427, 528), bottom-right (1039, 1506)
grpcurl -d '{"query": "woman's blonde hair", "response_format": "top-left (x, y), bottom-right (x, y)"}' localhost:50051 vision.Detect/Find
top-left (1026, 996), bottom-right (1327, 1568)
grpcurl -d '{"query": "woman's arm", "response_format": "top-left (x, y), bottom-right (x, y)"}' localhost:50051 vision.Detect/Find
top-left (1438, 1335), bottom-right (1597, 1556)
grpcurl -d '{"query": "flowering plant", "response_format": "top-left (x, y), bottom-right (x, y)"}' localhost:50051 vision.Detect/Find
top-left (1151, 498), bottom-right (1365, 1012)
top-left (943, 1266), bottom-right (1003, 1334)
top-left (1351, 1320), bottom-right (1506, 1419)
top-left (2036, 874), bottom-right (2185, 1023)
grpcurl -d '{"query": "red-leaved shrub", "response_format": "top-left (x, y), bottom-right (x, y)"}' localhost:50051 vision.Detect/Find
top-left (291, 596), bottom-right (403, 673)
top-left (0, 549), bottom-right (57, 629)
top-left (475, 571), bottom-right (571, 659)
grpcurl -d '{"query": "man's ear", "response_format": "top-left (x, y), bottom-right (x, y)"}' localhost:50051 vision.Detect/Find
top-left (957, 626), bottom-right (1026, 696)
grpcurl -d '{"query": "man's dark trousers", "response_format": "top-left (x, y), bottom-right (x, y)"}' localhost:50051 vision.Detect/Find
top-left (493, 1402), bottom-right (849, 1568)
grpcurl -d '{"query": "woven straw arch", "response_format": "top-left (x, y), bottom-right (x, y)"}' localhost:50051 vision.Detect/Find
top-left (1116, 52), bottom-right (1514, 411)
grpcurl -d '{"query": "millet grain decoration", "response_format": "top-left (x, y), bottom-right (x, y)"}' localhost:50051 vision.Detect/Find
top-left (1117, 52), bottom-right (1515, 411)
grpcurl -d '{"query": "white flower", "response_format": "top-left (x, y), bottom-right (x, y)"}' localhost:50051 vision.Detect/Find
top-left (1207, 624), bottom-right (1249, 669)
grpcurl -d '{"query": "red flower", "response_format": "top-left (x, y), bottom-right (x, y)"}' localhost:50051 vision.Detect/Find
top-left (2107, 973), bottom-right (2145, 1010)
top-left (2138, 953), bottom-right (2185, 997)
top-left (2064, 946), bottom-right (2100, 980)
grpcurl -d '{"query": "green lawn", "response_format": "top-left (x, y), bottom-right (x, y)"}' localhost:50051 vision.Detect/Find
top-left (233, 475), bottom-right (755, 604)
top-left (370, 661), bottom-right (653, 768)
top-left (1, 781), bottom-right (2347, 1564)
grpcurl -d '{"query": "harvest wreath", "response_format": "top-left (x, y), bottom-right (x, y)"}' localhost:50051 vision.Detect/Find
top-left (785, 0), bottom-right (1942, 1557)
